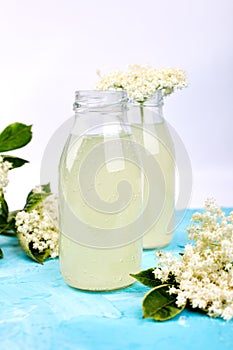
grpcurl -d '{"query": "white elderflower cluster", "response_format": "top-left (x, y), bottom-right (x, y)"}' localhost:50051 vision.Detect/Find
top-left (15, 189), bottom-right (59, 258)
top-left (96, 64), bottom-right (187, 102)
top-left (0, 156), bottom-right (12, 196)
top-left (156, 67), bottom-right (187, 96)
top-left (153, 198), bottom-right (233, 321)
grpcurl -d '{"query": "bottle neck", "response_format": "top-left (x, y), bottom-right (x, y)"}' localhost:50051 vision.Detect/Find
top-left (128, 92), bottom-right (164, 125)
top-left (72, 90), bottom-right (130, 136)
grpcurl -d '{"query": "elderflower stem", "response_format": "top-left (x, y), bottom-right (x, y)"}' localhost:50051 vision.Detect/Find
top-left (139, 103), bottom-right (144, 124)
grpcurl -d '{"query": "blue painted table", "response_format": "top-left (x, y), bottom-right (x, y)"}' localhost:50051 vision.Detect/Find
top-left (1, 209), bottom-right (233, 350)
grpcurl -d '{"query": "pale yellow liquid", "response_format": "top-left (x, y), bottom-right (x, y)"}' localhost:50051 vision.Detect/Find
top-left (59, 134), bottom-right (143, 291)
top-left (132, 123), bottom-right (175, 249)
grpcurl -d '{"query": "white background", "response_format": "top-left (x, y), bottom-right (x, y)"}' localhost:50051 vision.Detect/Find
top-left (0, 0), bottom-right (232, 210)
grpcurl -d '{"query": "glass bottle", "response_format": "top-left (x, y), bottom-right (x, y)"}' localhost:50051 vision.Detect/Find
top-left (58, 90), bottom-right (143, 291)
top-left (128, 91), bottom-right (175, 249)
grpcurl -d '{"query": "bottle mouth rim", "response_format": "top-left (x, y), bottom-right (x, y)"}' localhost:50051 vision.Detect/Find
top-left (74, 90), bottom-right (128, 110)
top-left (128, 90), bottom-right (164, 106)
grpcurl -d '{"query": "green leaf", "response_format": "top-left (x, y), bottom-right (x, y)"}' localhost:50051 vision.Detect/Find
top-left (0, 210), bottom-right (18, 236)
top-left (17, 232), bottom-right (50, 264)
top-left (0, 248), bottom-right (3, 259)
top-left (0, 123), bottom-right (32, 152)
top-left (0, 202), bottom-right (18, 236)
top-left (23, 183), bottom-right (51, 212)
top-left (0, 196), bottom-right (18, 236)
top-left (0, 195), bottom-right (9, 225)
top-left (130, 268), bottom-right (163, 288)
top-left (0, 223), bottom-right (16, 235)
top-left (1, 155), bottom-right (29, 169)
top-left (142, 284), bottom-right (186, 321)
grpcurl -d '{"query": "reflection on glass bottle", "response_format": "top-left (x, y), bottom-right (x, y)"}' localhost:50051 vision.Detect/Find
top-left (128, 91), bottom-right (175, 249)
top-left (59, 90), bottom-right (143, 291)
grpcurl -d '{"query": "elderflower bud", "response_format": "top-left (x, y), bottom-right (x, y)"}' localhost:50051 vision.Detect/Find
top-left (0, 156), bottom-right (12, 195)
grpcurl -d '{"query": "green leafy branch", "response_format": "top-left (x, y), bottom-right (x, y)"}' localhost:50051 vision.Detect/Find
top-left (131, 269), bottom-right (186, 321)
top-left (0, 123), bottom-right (53, 263)
top-left (0, 123), bottom-right (56, 264)
top-left (0, 123), bottom-right (32, 237)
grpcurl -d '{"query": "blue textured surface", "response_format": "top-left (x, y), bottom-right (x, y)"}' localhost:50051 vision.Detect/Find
top-left (1, 209), bottom-right (233, 350)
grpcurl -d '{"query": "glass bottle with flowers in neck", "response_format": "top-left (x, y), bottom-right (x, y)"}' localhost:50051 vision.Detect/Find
top-left (95, 64), bottom-right (187, 249)
top-left (128, 91), bottom-right (175, 248)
